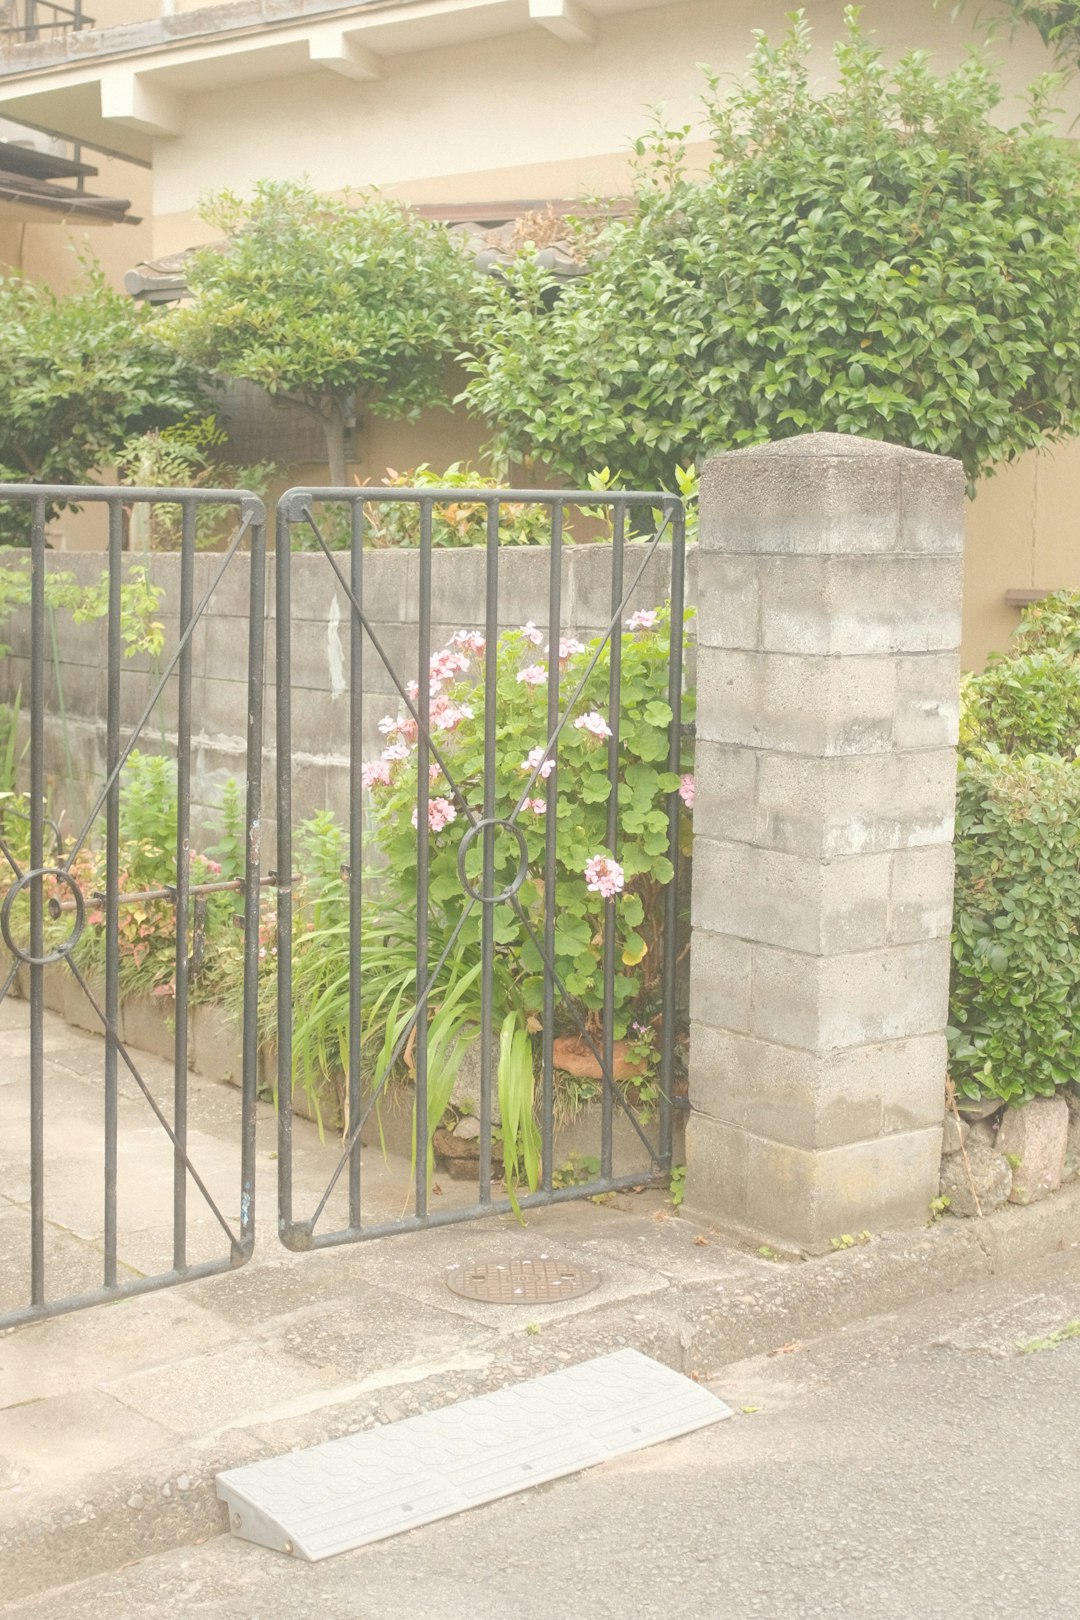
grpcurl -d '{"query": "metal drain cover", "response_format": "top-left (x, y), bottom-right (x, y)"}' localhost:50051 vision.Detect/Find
top-left (446, 1255), bottom-right (600, 1304)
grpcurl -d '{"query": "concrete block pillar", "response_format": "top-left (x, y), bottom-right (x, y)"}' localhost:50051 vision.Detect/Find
top-left (685, 432), bottom-right (964, 1250)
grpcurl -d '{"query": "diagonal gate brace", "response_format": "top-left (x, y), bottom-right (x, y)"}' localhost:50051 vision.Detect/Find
top-left (217, 1349), bottom-right (732, 1561)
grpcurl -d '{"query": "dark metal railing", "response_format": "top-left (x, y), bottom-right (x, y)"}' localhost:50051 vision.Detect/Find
top-left (275, 486), bottom-right (688, 1252)
top-left (0, 481), bottom-right (687, 1326)
top-left (1, 1), bottom-right (93, 43)
top-left (0, 486), bottom-right (265, 1331)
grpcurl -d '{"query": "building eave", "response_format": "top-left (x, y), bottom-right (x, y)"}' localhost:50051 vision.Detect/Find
top-left (0, 0), bottom-right (669, 163)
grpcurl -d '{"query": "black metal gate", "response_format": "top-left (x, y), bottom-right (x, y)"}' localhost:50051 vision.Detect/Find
top-left (0, 481), bottom-right (688, 1324)
top-left (0, 487), bottom-right (266, 1328)
top-left (274, 486), bottom-right (688, 1251)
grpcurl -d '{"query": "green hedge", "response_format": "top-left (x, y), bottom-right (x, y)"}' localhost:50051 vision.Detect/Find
top-left (949, 748), bottom-right (1080, 1104)
top-left (960, 650), bottom-right (1080, 756)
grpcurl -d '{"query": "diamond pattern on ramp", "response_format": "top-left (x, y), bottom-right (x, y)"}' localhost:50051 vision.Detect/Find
top-left (217, 1349), bottom-right (732, 1561)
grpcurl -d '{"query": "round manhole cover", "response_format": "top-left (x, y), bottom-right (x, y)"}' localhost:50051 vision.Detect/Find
top-left (445, 1256), bottom-right (601, 1305)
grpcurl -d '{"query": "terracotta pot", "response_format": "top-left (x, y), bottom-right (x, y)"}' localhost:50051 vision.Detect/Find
top-left (552, 1035), bottom-right (645, 1082)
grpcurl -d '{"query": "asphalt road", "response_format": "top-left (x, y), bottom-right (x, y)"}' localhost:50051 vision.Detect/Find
top-left (9, 1252), bottom-right (1080, 1620)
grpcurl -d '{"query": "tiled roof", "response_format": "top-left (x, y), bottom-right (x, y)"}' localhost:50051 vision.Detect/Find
top-left (124, 199), bottom-right (622, 301)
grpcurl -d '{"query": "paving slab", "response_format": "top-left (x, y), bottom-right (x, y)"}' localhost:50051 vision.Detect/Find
top-left (0, 1389), bottom-right (171, 1507)
top-left (0, 1289), bottom-right (239, 1404)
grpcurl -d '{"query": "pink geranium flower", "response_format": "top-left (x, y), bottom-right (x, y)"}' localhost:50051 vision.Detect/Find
top-left (429, 648), bottom-right (469, 687)
top-left (574, 711), bottom-right (612, 740)
top-left (521, 746), bottom-right (555, 779)
top-left (546, 636), bottom-right (585, 668)
top-left (584, 855), bottom-right (624, 899)
top-left (626, 608), bottom-right (659, 631)
top-left (521, 621), bottom-right (544, 646)
top-left (527, 798), bottom-right (547, 815)
top-left (378, 713), bottom-right (418, 744)
top-left (362, 742), bottom-right (410, 790)
top-left (431, 694), bottom-right (473, 733)
top-left (362, 758), bottom-right (391, 790)
top-left (411, 797), bottom-right (458, 833)
top-left (451, 630), bottom-right (486, 657)
top-left (517, 664), bottom-right (547, 689)
top-left (679, 773), bottom-right (695, 809)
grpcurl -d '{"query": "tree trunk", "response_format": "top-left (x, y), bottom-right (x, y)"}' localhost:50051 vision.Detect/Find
top-left (320, 400), bottom-right (350, 489)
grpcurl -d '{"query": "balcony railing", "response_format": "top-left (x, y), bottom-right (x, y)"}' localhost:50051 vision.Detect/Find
top-left (1, 2), bottom-right (94, 43)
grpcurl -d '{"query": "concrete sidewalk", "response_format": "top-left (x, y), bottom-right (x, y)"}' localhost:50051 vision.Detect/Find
top-left (11, 1252), bottom-right (1080, 1620)
top-left (3, 1004), bottom-right (1080, 1604)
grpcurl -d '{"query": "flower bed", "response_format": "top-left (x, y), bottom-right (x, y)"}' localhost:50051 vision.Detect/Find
top-left (5, 600), bottom-right (695, 1197)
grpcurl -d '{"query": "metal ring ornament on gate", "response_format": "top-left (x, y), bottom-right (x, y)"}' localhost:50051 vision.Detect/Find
top-left (1, 866), bottom-right (86, 965)
top-left (456, 818), bottom-right (530, 905)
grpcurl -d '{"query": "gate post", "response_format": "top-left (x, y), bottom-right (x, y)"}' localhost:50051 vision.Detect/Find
top-left (684, 432), bottom-right (964, 1249)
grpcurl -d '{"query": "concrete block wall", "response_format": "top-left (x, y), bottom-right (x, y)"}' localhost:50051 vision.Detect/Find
top-left (0, 538), bottom-right (693, 847)
top-left (685, 434), bottom-right (964, 1251)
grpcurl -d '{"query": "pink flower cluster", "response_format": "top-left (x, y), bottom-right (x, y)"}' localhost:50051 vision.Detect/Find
top-left (626, 608), bottom-right (659, 631)
top-left (521, 746), bottom-right (555, 780)
top-left (527, 798), bottom-right (547, 815)
top-left (547, 636), bottom-right (585, 668)
top-left (432, 695), bottom-right (474, 733)
top-left (517, 664), bottom-right (547, 689)
top-left (378, 712), bottom-right (418, 744)
top-left (362, 757), bottom-right (392, 790)
top-left (411, 797), bottom-right (458, 833)
top-left (451, 630), bottom-right (486, 657)
top-left (679, 773), bottom-right (695, 809)
top-left (362, 738), bottom-right (411, 790)
top-left (574, 711), bottom-right (612, 740)
top-left (429, 647), bottom-right (470, 688)
top-left (584, 855), bottom-right (624, 899)
top-left (376, 693), bottom-right (472, 748)
top-left (521, 621), bottom-right (544, 647)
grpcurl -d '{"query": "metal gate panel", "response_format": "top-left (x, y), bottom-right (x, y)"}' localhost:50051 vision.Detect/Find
top-left (275, 486), bottom-right (688, 1251)
top-left (0, 487), bottom-right (266, 1328)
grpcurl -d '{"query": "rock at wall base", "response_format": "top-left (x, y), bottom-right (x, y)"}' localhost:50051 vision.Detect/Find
top-left (998, 1095), bottom-right (1069, 1206)
top-left (939, 1134), bottom-right (1011, 1217)
top-left (941, 1113), bottom-right (969, 1156)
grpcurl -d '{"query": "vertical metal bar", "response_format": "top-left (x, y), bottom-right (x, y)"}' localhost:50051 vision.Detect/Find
top-left (104, 498), bottom-right (123, 1287)
top-left (28, 496), bottom-right (46, 1308)
top-left (601, 501), bottom-right (625, 1182)
top-left (275, 503), bottom-right (294, 1236)
top-left (348, 499), bottom-right (364, 1229)
top-left (172, 502), bottom-right (195, 1270)
top-left (414, 499), bottom-right (432, 1221)
top-left (478, 500), bottom-right (499, 1205)
top-left (540, 502), bottom-right (563, 1194)
top-left (659, 500), bottom-right (686, 1172)
top-left (240, 501), bottom-right (266, 1258)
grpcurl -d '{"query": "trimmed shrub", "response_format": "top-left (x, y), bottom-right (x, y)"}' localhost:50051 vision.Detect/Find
top-left (960, 649), bottom-right (1080, 755)
top-left (949, 748), bottom-right (1080, 1104)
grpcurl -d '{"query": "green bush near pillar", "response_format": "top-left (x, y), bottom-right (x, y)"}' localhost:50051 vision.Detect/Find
top-left (949, 590), bottom-right (1080, 1104)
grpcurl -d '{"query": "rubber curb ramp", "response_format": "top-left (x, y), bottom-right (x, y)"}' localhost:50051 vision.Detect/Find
top-left (216, 1348), bottom-right (733, 1561)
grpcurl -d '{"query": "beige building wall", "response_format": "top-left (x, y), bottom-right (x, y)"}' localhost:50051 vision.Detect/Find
top-left (150, 0), bottom-right (1079, 252)
top-left (0, 153), bottom-right (152, 291)
top-left (964, 444), bottom-right (1080, 669)
top-left (4, 0), bottom-right (1079, 660)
